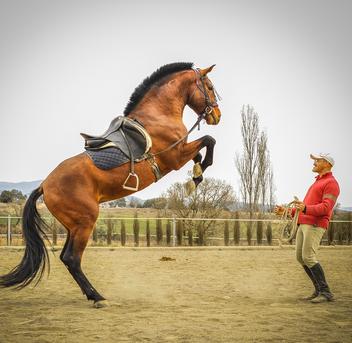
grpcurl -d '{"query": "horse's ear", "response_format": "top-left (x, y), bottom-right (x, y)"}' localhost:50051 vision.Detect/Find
top-left (200, 64), bottom-right (216, 77)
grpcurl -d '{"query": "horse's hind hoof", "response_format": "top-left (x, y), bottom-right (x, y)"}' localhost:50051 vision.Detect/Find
top-left (93, 300), bottom-right (109, 308)
top-left (184, 180), bottom-right (196, 195)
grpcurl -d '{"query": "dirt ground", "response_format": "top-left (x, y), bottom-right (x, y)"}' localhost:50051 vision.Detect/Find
top-left (0, 247), bottom-right (351, 343)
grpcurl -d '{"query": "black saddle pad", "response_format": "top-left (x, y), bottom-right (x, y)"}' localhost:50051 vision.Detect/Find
top-left (85, 147), bottom-right (129, 170)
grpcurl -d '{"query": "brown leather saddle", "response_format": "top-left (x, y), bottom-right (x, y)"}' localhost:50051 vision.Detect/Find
top-left (81, 116), bottom-right (151, 160)
top-left (81, 116), bottom-right (152, 190)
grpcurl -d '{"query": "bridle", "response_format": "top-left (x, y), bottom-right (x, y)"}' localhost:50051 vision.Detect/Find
top-left (189, 68), bottom-right (222, 125)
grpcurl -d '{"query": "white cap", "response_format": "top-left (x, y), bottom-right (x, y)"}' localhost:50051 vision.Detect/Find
top-left (310, 153), bottom-right (335, 166)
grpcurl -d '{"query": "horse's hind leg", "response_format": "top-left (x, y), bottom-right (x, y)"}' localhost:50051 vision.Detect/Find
top-left (60, 222), bottom-right (106, 306)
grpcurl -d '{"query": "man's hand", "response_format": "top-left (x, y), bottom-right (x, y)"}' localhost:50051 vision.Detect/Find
top-left (274, 205), bottom-right (286, 216)
top-left (294, 200), bottom-right (306, 212)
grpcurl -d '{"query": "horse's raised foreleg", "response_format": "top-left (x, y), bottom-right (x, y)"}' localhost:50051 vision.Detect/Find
top-left (192, 135), bottom-right (216, 187)
top-left (176, 135), bottom-right (216, 193)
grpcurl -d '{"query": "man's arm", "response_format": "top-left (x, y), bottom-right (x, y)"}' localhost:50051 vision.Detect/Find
top-left (302, 181), bottom-right (340, 216)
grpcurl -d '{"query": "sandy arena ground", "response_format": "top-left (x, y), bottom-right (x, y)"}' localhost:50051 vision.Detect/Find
top-left (0, 246), bottom-right (351, 343)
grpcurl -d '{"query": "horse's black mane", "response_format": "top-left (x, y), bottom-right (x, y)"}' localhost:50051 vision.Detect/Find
top-left (124, 62), bottom-right (194, 115)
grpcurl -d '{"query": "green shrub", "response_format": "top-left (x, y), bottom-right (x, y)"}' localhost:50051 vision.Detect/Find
top-left (246, 222), bottom-right (252, 246)
top-left (197, 223), bottom-right (204, 246)
top-left (156, 217), bottom-right (163, 245)
top-left (52, 218), bottom-right (57, 246)
top-left (188, 228), bottom-right (193, 246)
top-left (233, 212), bottom-right (240, 245)
top-left (266, 222), bottom-right (272, 246)
top-left (121, 220), bottom-right (126, 246)
top-left (133, 213), bottom-right (140, 247)
top-left (107, 219), bottom-right (113, 245)
top-left (146, 219), bottom-right (151, 247)
top-left (224, 221), bottom-right (229, 246)
top-left (348, 212), bottom-right (352, 245)
top-left (256, 216), bottom-right (263, 245)
top-left (177, 220), bottom-right (183, 246)
top-left (92, 224), bottom-right (98, 243)
top-left (166, 220), bottom-right (171, 246)
top-left (328, 220), bottom-right (335, 245)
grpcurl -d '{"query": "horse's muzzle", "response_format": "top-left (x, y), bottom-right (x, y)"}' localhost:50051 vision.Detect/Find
top-left (206, 107), bottom-right (221, 125)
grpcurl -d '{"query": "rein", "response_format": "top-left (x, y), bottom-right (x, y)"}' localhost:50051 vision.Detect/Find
top-left (124, 113), bottom-right (205, 186)
top-left (149, 112), bottom-right (205, 157)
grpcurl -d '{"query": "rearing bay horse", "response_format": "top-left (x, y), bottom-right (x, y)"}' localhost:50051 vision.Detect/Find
top-left (0, 62), bottom-right (221, 307)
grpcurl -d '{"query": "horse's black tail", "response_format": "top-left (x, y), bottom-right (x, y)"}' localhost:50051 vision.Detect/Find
top-left (0, 186), bottom-right (50, 289)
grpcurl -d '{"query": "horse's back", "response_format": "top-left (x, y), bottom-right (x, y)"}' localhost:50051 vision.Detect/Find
top-left (44, 153), bottom-right (93, 190)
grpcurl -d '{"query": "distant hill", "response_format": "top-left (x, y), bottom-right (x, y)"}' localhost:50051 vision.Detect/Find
top-left (0, 180), bottom-right (144, 204)
top-left (0, 180), bottom-right (42, 196)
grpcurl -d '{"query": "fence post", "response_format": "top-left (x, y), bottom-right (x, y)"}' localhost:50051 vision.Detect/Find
top-left (172, 218), bottom-right (176, 247)
top-left (7, 215), bottom-right (11, 246)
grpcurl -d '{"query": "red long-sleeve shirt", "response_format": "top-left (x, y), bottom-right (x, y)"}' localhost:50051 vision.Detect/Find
top-left (294, 172), bottom-right (340, 229)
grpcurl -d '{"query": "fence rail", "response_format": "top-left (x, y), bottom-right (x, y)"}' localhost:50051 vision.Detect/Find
top-left (1, 215), bottom-right (351, 247)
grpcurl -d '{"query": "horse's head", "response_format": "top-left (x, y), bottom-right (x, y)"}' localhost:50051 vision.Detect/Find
top-left (188, 65), bottom-right (221, 125)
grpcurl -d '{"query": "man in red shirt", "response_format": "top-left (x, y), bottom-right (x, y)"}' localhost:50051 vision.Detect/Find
top-left (275, 153), bottom-right (340, 303)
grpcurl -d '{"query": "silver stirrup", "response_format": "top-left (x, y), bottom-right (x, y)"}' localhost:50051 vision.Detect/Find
top-left (122, 172), bottom-right (139, 191)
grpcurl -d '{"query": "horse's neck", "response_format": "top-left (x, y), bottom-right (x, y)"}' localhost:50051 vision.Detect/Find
top-left (130, 88), bottom-right (189, 143)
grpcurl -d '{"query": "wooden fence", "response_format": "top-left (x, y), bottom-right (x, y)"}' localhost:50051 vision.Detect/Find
top-left (1, 215), bottom-right (351, 247)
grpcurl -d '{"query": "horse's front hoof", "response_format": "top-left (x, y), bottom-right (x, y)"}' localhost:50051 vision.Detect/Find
top-left (93, 300), bottom-right (109, 308)
top-left (184, 180), bottom-right (196, 195)
top-left (193, 163), bottom-right (203, 178)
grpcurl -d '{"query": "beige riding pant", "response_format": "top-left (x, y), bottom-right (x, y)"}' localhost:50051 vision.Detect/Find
top-left (296, 224), bottom-right (326, 268)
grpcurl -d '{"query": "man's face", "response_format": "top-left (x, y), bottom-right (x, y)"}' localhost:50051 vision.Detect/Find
top-left (312, 158), bottom-right (331, 173)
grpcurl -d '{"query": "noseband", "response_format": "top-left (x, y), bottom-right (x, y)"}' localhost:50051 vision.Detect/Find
top-left (189, 68), bottom-right (221, 124)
